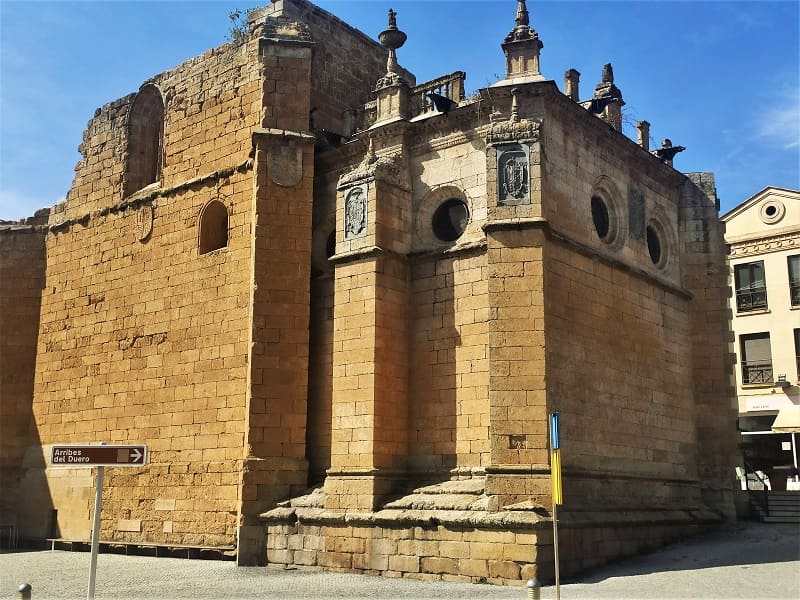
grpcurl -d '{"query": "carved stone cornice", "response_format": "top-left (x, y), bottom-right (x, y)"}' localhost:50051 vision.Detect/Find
top-left (485, 118), bottom-right (541, 146)
top-left (407, 101), bottom-right (483, 152)
top-left (728, 231), bottom-right (800, 258)
top-left (337, 141), bottom-right (405, 189)
top-left (411, 131), bottom-right (471, 153)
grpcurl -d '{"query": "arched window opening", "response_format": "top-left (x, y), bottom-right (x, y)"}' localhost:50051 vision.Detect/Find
top-left (199, 200), bottom-right (229, 254)
top-left (125, 84), bottom-right (164, 196)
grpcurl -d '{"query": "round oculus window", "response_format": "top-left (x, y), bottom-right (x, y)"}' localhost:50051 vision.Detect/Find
top-left (646, 225), bottom-right (662, 266)
top-left (432, 199), bottom-right (469, 242)
top-left (759, 200), bottom-right (785, 224)
top-left (591, 195), bottom-right (610, 239)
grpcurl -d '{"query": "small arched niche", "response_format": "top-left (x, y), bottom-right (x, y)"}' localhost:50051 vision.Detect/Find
top-left (198, 200), bottom-right (229, 255)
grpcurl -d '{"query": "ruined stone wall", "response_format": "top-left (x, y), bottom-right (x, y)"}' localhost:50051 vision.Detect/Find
top-left (15, 0), bottom-right (418, 553)
top-left (29, 169), bottom-right (253, 544)
top-left (0, 225), bottom-right (49, 533)
top-left (25, 1), bottom-right (364, 551)
top-left (26, 32), bottom-right (263, 543)
top-left (64, 41), bottom-right (262, 221)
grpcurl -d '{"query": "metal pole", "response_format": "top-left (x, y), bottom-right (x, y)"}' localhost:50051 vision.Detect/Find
top-left (87, 464), bottom-right (104, 600)
top-left (792, 433), bottom-right (799, 482)
top-left (552, 502), bottom-right (560, 600)
top-left (526, 578), bottom-right (541, 600)
top-left (17, 583), bottom-right (32, 600)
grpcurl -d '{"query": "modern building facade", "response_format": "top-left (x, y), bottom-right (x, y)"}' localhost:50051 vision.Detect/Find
top-left (723, 187), bottom-right (800, 492)
top-left (0, 0), bottom-right (736, 582)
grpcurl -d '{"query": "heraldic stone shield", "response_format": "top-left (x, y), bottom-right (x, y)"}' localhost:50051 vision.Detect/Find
top-left (344, 184), bottom-right (367, 239)
top-left (135, 204), bottom-right (154, 242)
top-left (497, 144), bottom-right (530, 205)
top-left (269, 144), bottom-right (303, 187)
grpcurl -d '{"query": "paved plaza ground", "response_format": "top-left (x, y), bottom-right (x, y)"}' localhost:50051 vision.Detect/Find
top-left (1, 521), bottom-right (798, 599)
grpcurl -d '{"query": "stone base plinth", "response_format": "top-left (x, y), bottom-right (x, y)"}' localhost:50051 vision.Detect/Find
top-left (261, 480), bottom-right (723, 584)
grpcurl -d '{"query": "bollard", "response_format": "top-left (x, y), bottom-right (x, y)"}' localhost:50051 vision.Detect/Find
top-left (17, 583), bottom-right (32, 600)
top-left (526, 578), bottom-right (541, 600)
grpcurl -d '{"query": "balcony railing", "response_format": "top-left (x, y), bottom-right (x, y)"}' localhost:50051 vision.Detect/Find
top-left (736, 287), bottom-right (768, 312)
top-left (742, 361), bottom-right (774, 385)
top-left (410, 71), bottom-right (466, 118)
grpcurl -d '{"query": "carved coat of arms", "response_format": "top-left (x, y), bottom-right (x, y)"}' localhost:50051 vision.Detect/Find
top-left (269, 144), bottom-right (303, 187)
top-left (497, 145), bottom-right (530, 204)
top-left (503, 156), bottom-right (528, 199)
top-left (135, 204), bottom-right (153, 242)
top-left (344, 185), bottom-right (367, 238)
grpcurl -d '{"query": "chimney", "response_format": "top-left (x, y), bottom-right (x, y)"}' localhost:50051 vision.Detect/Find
top-left (636, 120), bottom-right (650, 151)
top-left (564, 69), bottom-right (580, 101)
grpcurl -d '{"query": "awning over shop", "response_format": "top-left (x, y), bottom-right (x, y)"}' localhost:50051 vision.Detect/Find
top-left (739, 414), bottom-right (777, 433)
top-left (772, 405), bottom-right (800, 433)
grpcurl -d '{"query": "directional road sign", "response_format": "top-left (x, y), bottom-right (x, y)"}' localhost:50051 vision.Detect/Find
top-left (50, 445), bottom-right (148, 467)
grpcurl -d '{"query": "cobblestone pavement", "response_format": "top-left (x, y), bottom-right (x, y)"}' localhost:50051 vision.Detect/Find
top-left (1, 522), bottom-right (798, 599)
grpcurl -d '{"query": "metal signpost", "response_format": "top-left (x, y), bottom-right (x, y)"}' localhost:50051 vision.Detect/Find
top-left (50, 444), bottom-right (148, 600)
top-left (549, 412), bottom-right (563, 600)
top-left (50, 445), bottom-right (147, 467)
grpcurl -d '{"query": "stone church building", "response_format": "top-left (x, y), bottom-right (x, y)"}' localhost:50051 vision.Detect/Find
top-left (1, 0), bottom-right (736, 582)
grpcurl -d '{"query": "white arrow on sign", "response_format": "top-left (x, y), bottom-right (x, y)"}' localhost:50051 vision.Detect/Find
top-left (130, 448), bottom-right (143, 463)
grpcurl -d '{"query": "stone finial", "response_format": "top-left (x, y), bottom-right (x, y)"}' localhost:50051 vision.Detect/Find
top-left (594, 63), bottom-right (622, 100)
top-left (374, 8), bottom-right (410, 120)
top-left (601, 63), bottom-right (614, 83)
top-left (498, 0), bottom-right (544, 83)
top-left (593, 63), bottom-right (624, 131)
top-left (564, 69), bottom-right (580, 101)
top-left (510, 88), bottom-right (520, 122)
top-left (636, 121), bottom-right (650, 152)
top-left (515, 0), bottom-right (530, 27)
top-left (378, 8), bottom-right (407, 78)
top-left (652, 138), bottom-right (686, 167)
top-left (365, 136), bottom-right (376, 164)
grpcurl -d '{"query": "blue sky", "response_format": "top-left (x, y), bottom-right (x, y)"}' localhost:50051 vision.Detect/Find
top-left (1, 0), bottom-right (798, 220)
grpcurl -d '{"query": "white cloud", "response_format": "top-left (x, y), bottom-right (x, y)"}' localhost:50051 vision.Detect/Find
top-left (756, 88), bottom-right (800, 149)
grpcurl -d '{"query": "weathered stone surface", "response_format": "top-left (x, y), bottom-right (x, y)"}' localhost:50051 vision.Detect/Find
top-left (1, 0), bottom-right (734, 584)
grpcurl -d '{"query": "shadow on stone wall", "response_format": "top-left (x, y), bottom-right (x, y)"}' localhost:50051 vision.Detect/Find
top-left (0, 225), bottom-right (55, 544)
top-left (307, 273), bottom-right (335, 483)
top-left (408, 255), bottom-right (461, 486)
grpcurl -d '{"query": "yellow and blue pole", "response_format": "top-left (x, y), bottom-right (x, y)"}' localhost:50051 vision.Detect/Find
top-left (550, 412), bottom-right (562, 600)
top-left (550, 412), bottom-right (562, 505)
